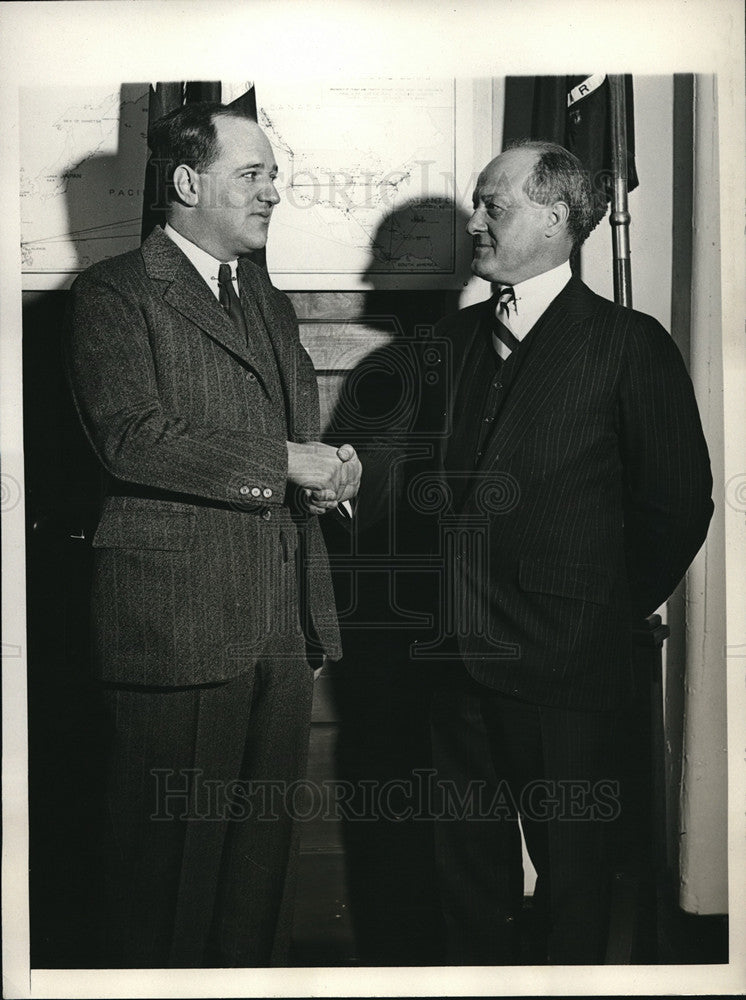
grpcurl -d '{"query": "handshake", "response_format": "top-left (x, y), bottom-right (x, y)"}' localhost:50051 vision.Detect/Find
top-left (286, 441), bottom-right (362, 516)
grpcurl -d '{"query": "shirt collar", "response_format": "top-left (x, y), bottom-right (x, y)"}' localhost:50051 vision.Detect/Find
top-left (163, 222), bottom-right (238, 299)
top-left (500, 260), bottom-right (572, 339)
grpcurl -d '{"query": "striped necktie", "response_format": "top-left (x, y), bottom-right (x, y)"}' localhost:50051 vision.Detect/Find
top-left (218, 263), bottom-right (248, 340)
top-left (492, 285), bottom-right (520, 361)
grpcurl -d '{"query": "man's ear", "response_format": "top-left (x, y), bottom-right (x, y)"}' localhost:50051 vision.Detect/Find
top-left (171, 164), bottom-right (200, 207)
top-left (546, 200), bottom-right (570, 239)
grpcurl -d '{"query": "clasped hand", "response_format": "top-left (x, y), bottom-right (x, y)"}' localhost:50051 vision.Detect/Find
top-left (286, 441), bottom-right (362, 515)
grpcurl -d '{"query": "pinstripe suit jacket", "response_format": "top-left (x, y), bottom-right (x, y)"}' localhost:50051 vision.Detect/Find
top-left (435, 276), bottom-right (713, 710)
top-left (66, 226), bottom-right (341, 686)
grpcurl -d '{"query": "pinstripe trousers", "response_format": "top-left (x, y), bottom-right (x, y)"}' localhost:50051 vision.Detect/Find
top-left (95, 644), bottom-right (312, 968)
top-left (430, 666), bottom-right (620, 965)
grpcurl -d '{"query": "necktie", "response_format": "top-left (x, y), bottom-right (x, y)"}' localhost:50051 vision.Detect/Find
top-left (218, 263), bottom-right (248, 340)
top-left (492, 285), bottom-right (520, 361)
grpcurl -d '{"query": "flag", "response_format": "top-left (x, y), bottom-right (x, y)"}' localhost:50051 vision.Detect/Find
top-left (503, 74), bottom-right (639, 226)
top-left (226, 82), bottom-right (257, 121)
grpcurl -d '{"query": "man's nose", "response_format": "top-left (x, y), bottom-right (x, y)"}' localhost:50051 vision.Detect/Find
top-left (466, 208), bottom-right (485, 236)
top-left (261, 180), bottom-right (281, 206)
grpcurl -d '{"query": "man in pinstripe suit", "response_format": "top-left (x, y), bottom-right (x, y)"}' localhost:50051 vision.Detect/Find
top-left (66, 103), bottom-right (360, 967)
top-left (429, 141), bottom-right (713, 964)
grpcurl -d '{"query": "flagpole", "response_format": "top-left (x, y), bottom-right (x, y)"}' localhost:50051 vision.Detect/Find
top-left (608, 75), bottom-right (633, 307)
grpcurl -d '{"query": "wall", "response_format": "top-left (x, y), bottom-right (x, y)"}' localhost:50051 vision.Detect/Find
top-left (677, 74), bottom-right (727, 915)
top-left (581, 75), bottom-right (728, 915)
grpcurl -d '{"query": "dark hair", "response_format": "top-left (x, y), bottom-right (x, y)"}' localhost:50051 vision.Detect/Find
top-left (507, 139), bottom-right (598, 250)
top-left (147, 101), bottom-right (254, 201)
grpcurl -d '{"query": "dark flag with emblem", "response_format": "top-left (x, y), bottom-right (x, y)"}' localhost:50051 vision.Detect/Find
top-left (503, 74), bottom-right (639, 227)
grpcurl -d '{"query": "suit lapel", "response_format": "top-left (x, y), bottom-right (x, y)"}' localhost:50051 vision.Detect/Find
top-left (141, 227), bottom-right (275, 384)
top-left (448, 299), bottom-right (494, 444)
top-left (473, 277), bottom-right (600, 475)
top-left (237, 256), bottom-right (288, 371)
top-left (445, 298), bottom-right (496, 431)
top-left (238, 257), bottom-right (320, 441)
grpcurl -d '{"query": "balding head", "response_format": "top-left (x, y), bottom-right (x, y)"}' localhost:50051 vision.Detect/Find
top-left (467, 141), bottom-right (597, 285)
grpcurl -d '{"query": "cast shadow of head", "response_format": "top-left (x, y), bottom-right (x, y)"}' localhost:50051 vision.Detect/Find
top-left (311, 198), bottom-right (470, 967)
top-left (323, 195), bottom-right (471, 542)
top-left (23, 82), bottom-right (149, 968)
top-left (28, 81), bottom-right (149, 608)
top-left (26, 82), bottom-right (148, 538)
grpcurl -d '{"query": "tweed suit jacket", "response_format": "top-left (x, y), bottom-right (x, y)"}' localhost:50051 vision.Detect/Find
top-left (435, 276), bottom-right (713, 710)
top-left (65, 225), bottom-right (341, 686)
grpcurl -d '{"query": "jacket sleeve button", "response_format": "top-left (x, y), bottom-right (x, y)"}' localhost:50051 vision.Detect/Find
top-left (239, 485), bottom-right (250, 495)
top-left (262, 488), bottom-right (273, 499)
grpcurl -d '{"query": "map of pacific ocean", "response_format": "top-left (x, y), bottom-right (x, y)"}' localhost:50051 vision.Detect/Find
top-left (20, 80), bottom-right (458, 285)
top-left (20, 85), bottom-right (150, 277)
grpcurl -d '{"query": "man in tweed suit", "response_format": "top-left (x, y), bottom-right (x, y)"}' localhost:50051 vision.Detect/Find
top-left (65, 102), bottom-right (360, 967)
top-left (429, 141), bottom-right (713, 964)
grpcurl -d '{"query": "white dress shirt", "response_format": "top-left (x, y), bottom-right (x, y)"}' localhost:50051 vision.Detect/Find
top-left (163, 222), bottom-right (239, 298)
top-left (499, 259), bottom-right (572, 341)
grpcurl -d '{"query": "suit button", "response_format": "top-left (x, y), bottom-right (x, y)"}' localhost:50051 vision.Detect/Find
top-left (239, 485), bottom-right (250, 495)
top-left (251, 487), bottom-right (261, 498)
top-left (262, 488), bottom-right (273, 499)
top-left (247, 372), bottom-right (257, 382)
top-left (493, 380), bottom-right (502, 389)
top-left (262, 509), bottom-right (272, 521)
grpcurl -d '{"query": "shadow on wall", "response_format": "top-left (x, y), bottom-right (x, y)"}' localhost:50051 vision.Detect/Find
top-left (23, 82), bottom-right (151, 967)
top-left (317, 198), bottom-right (470, 965)
top-left (57, 83), bottom-right (149, 275)
top-left (24, 293), bottom-right (104, 969)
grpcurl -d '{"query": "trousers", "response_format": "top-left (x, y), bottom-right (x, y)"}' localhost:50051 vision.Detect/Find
top-left (430, 667), bottom-right (620, 964)
top-left (95, 649), bottom-right (313, 968)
